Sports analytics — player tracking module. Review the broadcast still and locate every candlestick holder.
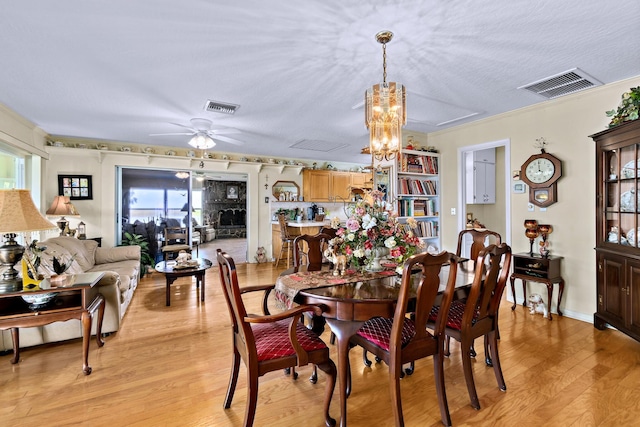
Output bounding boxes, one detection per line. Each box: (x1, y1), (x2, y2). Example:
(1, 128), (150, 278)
(524, 219), (539, 257)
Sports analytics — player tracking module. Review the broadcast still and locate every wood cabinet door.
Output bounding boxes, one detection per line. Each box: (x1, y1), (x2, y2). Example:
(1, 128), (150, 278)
(599, 252), (626, 326)
(303, 170), (331, 202)
(626, 258), (640, 336)
(331, 172), (352, 201)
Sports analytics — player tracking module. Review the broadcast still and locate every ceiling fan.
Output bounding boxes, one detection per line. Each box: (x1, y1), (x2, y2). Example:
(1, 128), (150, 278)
(150, 118), (244, 148)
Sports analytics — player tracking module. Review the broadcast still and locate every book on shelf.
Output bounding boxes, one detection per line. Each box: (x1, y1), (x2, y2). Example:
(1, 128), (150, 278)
(398, 177), (438, 196)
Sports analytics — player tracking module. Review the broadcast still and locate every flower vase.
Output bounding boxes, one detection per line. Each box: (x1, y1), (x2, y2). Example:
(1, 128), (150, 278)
(365, 247), (388, 272)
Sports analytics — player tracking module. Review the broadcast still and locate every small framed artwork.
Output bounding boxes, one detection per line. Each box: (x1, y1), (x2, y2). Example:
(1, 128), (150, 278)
(58, 175), (93, 200)
(513, 181), (527, 194)
(226, 184), (239, 199)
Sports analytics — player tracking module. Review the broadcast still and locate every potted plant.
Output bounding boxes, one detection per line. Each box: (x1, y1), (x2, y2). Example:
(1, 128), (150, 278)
(607, 86), (640, 127)
(121, 232), (155, 277)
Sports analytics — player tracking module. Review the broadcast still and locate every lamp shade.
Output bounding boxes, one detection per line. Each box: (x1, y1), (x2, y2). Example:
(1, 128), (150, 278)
(0, 189), (57, 233)
(46, 195), (80, 217)
(188, 133), (216, 150)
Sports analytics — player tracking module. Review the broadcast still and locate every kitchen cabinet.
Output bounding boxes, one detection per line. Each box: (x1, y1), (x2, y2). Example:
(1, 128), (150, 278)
(465, 148), (496, 204)
(303, 170), (370, 202)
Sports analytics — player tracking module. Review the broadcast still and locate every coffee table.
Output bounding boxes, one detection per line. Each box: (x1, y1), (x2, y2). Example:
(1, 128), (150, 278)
(0, 271), (106, 375)
(154, 258), (213, 306)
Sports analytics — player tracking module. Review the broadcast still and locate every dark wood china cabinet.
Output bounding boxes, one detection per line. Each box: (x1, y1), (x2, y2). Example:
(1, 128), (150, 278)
(591, 119), (640, 342)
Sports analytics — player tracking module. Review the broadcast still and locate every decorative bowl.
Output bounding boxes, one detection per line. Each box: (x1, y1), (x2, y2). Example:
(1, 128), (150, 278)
(21, 292), (56, 309)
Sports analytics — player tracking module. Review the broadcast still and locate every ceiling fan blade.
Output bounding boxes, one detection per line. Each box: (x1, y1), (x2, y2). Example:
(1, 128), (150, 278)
(210, 127), (241, 135)
(149, 132), (195, 136)
(212, 134), (245, 146)
(169, 122), (198, 131)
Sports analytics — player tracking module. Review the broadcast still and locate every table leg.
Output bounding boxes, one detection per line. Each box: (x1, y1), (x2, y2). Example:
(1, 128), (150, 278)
(91, 294), (106, 347)
(166, 277), (177, 306)
(521, 279), (527, 307)
(545, 282), (554, 321)
(10, 328), (19, 364)
(200, 273), (205, 302)
(326, 318), (364, 427)
(557, 278), (565, 317)
(81, 310), (92, 375)
(510, 276), (517, 310)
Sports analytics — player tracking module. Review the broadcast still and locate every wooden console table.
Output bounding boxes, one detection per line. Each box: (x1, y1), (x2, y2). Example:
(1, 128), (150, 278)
(0, 272), (106, 375)
(510, 252), (564, 320)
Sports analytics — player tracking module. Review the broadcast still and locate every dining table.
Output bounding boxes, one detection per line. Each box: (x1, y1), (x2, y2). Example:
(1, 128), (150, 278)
(275, 262), (476, 427)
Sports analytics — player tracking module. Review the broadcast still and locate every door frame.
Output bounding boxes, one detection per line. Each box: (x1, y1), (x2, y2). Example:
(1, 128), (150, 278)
(456, 139), (512, 246)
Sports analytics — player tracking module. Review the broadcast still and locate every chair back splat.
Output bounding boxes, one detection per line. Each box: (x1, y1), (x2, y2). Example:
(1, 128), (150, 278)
(456, 228), (502, 261)
(350, 251), (459, 427)
(293, 232), (333, 270)
(216, 249), (337, 427)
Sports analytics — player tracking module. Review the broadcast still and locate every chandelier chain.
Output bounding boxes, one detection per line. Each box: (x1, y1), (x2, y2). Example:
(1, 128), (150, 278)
(382, 42), (387, 83)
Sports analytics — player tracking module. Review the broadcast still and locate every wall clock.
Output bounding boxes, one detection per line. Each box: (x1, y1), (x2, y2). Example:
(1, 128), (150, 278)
(519, 150), (562, 207)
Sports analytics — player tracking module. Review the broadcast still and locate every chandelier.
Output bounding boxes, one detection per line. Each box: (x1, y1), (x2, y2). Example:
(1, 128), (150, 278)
(188, 132), (216, 150)
(365, 30), (406, 162)
(175, 171), (189, 179)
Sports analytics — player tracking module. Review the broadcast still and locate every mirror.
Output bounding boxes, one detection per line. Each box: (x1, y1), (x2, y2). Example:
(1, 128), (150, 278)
(272, 181), (300, 201)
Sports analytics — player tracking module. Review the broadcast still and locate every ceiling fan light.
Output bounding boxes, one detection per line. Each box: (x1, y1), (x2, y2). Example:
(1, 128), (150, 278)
(188, 133), (216, 149)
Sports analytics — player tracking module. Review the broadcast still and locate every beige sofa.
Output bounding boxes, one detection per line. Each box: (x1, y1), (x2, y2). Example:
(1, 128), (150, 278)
(0, 237), (140, 351)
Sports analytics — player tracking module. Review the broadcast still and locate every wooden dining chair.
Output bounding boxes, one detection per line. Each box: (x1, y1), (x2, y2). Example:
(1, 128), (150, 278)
(349, 251), (460, 427)
(456, 228), (502, 262)
(293, 232), (333, 270)
(292, 232), (335, 383)
(428, 243), (512, 410)
(216, 249), (337, 427)
(161, 227), (191, 261)
(274, 213), (296, 268)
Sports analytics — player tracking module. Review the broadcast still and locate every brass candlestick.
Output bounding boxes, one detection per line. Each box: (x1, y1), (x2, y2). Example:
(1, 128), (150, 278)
(524, 219), (539, 257)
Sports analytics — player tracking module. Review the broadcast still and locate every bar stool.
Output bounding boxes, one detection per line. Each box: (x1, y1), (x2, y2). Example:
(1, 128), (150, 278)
(274, 213), (295, 268)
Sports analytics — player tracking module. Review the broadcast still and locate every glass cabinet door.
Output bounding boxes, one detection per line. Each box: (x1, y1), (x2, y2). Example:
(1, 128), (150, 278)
(606, 145), (640, 247)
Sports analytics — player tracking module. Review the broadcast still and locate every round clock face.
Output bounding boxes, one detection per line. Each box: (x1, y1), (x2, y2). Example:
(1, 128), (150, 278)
(525, 158), (555, 184)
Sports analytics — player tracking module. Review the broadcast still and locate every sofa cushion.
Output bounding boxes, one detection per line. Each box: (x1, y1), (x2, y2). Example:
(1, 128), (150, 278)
(37, 240), (86, 275)
(95, 245), (141, 265)
(39, 237), (98, 272)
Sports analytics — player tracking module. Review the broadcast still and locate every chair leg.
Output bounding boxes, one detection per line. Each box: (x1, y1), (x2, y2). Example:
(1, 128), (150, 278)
(243, 371), (259, 427)
(389, 359), (405, 427)
(488, 330), (507, 392)
(444, 335), (451, 357)
(310, 365), (318, 384)
(461, 337), (480, 410)
(363, 349), (372, 367)
(433, 349), (452, 427)
(484, 335), (492, 366)
(316, 360), (338, 427)
(224, 348), (241, 409)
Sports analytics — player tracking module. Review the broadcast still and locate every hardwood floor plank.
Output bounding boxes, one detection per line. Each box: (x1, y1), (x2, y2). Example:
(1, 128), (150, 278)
(2, 258), (640, 426)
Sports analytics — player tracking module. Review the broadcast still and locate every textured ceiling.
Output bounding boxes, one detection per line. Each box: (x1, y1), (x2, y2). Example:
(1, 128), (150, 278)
(1, 1), (639, 163)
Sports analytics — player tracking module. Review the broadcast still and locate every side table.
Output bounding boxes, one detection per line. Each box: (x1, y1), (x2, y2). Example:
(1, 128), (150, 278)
(0, 272), (106, 375)
(154, 258), (213, 306)
(510, 252), (564, 320)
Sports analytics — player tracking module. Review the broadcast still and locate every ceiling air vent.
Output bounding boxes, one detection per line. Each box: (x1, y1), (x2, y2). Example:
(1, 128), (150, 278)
(518, 68), (602, 99)
(204, 99), (240, 115)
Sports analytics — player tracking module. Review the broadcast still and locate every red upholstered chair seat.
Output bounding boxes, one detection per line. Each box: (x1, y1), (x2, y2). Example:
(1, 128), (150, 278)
(356, 316), (417, 351)
(253, 319), (328, 361)
(429, 299), (479, 331)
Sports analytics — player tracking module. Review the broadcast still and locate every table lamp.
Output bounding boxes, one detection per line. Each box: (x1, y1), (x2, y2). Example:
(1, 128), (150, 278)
(0, 189), (57, 292)
(46, 195), (80, 236)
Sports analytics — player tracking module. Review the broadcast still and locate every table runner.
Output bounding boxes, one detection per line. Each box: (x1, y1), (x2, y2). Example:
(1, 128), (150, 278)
(275, 268), (396, 309)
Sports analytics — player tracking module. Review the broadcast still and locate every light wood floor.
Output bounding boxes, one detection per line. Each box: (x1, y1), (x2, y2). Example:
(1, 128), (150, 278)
(2, 247), (640, 426)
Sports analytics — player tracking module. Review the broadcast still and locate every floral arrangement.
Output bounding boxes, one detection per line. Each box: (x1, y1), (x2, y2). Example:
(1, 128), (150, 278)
(607, 86), (640, 127)
(325, 190), (423, 269)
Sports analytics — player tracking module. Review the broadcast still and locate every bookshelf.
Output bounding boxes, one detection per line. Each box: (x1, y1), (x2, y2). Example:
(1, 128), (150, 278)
(395, 149), (441, 251)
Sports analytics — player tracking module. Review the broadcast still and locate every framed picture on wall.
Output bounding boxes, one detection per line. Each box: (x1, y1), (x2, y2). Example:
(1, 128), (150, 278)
(58, 174), (93, 200)
(226, 184), (239, 199)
